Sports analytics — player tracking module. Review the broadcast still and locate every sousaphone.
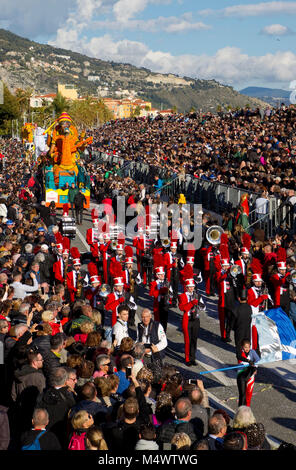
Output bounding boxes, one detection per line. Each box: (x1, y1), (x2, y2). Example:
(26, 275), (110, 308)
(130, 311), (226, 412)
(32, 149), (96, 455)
(206, 225), (224, 246)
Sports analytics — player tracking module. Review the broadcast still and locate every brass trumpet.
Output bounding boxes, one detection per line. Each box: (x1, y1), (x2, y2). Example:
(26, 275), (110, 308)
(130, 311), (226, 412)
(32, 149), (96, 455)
(206, 225), (224, 246)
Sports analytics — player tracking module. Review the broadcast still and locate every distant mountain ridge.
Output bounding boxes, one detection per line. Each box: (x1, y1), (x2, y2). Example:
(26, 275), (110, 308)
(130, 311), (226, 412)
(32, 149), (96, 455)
(240, 86), (291, 106)
(0, 28), (268, 112)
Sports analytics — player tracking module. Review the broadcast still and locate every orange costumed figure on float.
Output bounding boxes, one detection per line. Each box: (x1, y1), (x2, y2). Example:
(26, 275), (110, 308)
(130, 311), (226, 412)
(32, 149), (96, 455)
(48, 112), (92, 188)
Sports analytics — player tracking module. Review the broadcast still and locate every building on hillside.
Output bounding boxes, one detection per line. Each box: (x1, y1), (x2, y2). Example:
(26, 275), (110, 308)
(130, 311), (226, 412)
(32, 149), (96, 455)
(58, 83), (78, 100)
(30, 93), (57, 108)
(102, 97), (152, 119)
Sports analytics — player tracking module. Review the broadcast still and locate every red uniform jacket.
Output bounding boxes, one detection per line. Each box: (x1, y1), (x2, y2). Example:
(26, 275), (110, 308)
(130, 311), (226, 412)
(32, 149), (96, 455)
(53, 259), (66, 283)
(178, 292), (199, 317)
(66, 270), (82, 303)
(99, 242), (111, 283)
(105, 291), (126, 327)
(270, 272), (290, 307)
(216, 269), (228, 308)
(149, 280), (168, 317)
(164, 251), (178, 282)
(84, 284), (102, 309)
(247, 287), (268, 309)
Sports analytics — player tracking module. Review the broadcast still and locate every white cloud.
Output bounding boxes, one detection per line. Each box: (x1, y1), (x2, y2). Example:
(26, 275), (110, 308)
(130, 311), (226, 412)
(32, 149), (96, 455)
(50, 26), (296, 88)
(92, 15), (211, 33)
(199, 1), (296, 18)
(0, 0), (73, 37)
(112, 0), (172, 22)
(261, 24), (293, 35)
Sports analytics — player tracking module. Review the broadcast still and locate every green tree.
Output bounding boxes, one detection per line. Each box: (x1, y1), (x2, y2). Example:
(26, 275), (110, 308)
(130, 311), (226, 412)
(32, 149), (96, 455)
(52, 92), (69, 115)
(15, 87), (33, 115)
(0, 83), (20, 128)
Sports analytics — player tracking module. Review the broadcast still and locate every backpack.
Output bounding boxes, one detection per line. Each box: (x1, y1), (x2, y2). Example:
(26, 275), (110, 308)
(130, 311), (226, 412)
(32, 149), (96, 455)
(21, 430), (46, 450)
(68, 431), (86, 451)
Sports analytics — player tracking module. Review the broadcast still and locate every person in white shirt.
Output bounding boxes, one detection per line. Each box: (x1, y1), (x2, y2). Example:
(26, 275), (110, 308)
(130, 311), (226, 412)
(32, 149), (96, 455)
(255, 193), (269, 221)
(11, 272), (39, 299)
(136, 308), (167, 366)
(112, 305), (130, 348)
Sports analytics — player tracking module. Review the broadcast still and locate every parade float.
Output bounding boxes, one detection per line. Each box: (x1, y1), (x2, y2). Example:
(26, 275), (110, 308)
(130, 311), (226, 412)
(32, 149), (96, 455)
(40, 112), (92, 208)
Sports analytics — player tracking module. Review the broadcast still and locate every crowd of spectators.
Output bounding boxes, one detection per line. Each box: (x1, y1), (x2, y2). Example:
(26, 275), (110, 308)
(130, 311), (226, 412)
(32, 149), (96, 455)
(90, 105), (296, 198)
(0, 103), (296, 453)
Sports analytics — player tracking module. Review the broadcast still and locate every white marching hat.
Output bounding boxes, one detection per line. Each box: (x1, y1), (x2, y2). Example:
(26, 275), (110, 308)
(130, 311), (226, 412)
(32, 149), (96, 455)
(90, 275), (101, 284)
(114, 276), (124, 286)
(221, 259), (230, 266)
(185, 278), (195, 288)
(240, 247), (249, 255)
(252, 273), (263, 282)
(155, 266), (165, 275)
(277, 261), (287, 270)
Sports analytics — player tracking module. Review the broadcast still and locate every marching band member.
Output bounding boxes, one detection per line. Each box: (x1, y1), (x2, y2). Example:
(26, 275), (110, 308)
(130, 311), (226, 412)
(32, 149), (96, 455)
(235, 235), (252, 289)
(105, 276), (127, 327)
(201, 241), (220, 298)
(164, 241), (183, 307)
(216, 258), (235, 343)
(247, 273), (269, 315)
(84, 263), (104, 313)
(86, 215), (102, 247)
(140, 226), (155, 286)
(52, 237), (70, 285)
(109, 243), (125, 279)
(149, 266), (170, 332)
(99, 232), (111, 284)
(270, 260), (291, 314)
(178, 278), (205, 366)
(236, 338), (260, 407)
(66, 247), (84, 304)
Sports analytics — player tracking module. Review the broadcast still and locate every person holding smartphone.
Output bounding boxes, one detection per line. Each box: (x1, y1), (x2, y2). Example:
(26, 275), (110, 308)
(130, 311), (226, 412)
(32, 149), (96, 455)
(114, 354), (134, 395)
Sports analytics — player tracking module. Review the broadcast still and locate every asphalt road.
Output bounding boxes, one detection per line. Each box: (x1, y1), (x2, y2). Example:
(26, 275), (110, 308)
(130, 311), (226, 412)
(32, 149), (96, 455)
(64, 204), (296, 448)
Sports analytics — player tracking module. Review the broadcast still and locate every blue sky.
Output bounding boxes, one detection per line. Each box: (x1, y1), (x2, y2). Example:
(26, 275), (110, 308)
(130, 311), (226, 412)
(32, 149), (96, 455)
(1, 0), (296, 90)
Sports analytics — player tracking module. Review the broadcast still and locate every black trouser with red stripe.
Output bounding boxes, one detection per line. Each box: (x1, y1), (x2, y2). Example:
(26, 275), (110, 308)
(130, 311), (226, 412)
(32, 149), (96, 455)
(237, 365), (257, 407)
(182, 314), (200, 363)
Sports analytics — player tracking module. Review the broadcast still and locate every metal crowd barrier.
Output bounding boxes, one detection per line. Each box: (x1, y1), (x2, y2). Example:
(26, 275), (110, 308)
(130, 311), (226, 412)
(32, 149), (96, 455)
(92, 151), (294, 237)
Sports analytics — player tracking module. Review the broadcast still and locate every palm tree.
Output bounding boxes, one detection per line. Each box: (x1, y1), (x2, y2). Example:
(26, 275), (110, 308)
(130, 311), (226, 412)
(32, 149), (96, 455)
(52, 92), (69, 115)
(15, 87), (33, 116)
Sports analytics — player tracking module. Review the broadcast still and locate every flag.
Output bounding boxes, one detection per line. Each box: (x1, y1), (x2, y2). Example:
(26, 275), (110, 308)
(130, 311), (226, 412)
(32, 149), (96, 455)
(253, 308), (296, 364)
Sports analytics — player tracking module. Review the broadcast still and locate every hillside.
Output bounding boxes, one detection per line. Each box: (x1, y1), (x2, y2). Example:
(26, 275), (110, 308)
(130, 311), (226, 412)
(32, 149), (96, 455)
(0, 28), (268, 113)
(240, 86), (290, 107)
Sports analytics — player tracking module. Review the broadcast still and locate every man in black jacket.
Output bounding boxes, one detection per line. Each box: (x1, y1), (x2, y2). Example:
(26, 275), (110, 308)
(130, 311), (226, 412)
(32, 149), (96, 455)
(73, 189), (87, 225)
(10, 350), (46, 445)
(203, 414), (227, 450)
(36, 367), (76, 449)
(42, 333), (66, 384)
(157, 397), (201, 449)
(231, 289), (252, 359)
(103, 375), (150, 453)
(20, 408), (61, 450)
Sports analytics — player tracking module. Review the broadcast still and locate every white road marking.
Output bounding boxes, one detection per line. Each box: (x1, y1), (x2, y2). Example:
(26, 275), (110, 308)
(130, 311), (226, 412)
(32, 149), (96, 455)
(196, 346), (238, 386)
(75, 226), (90, 250)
